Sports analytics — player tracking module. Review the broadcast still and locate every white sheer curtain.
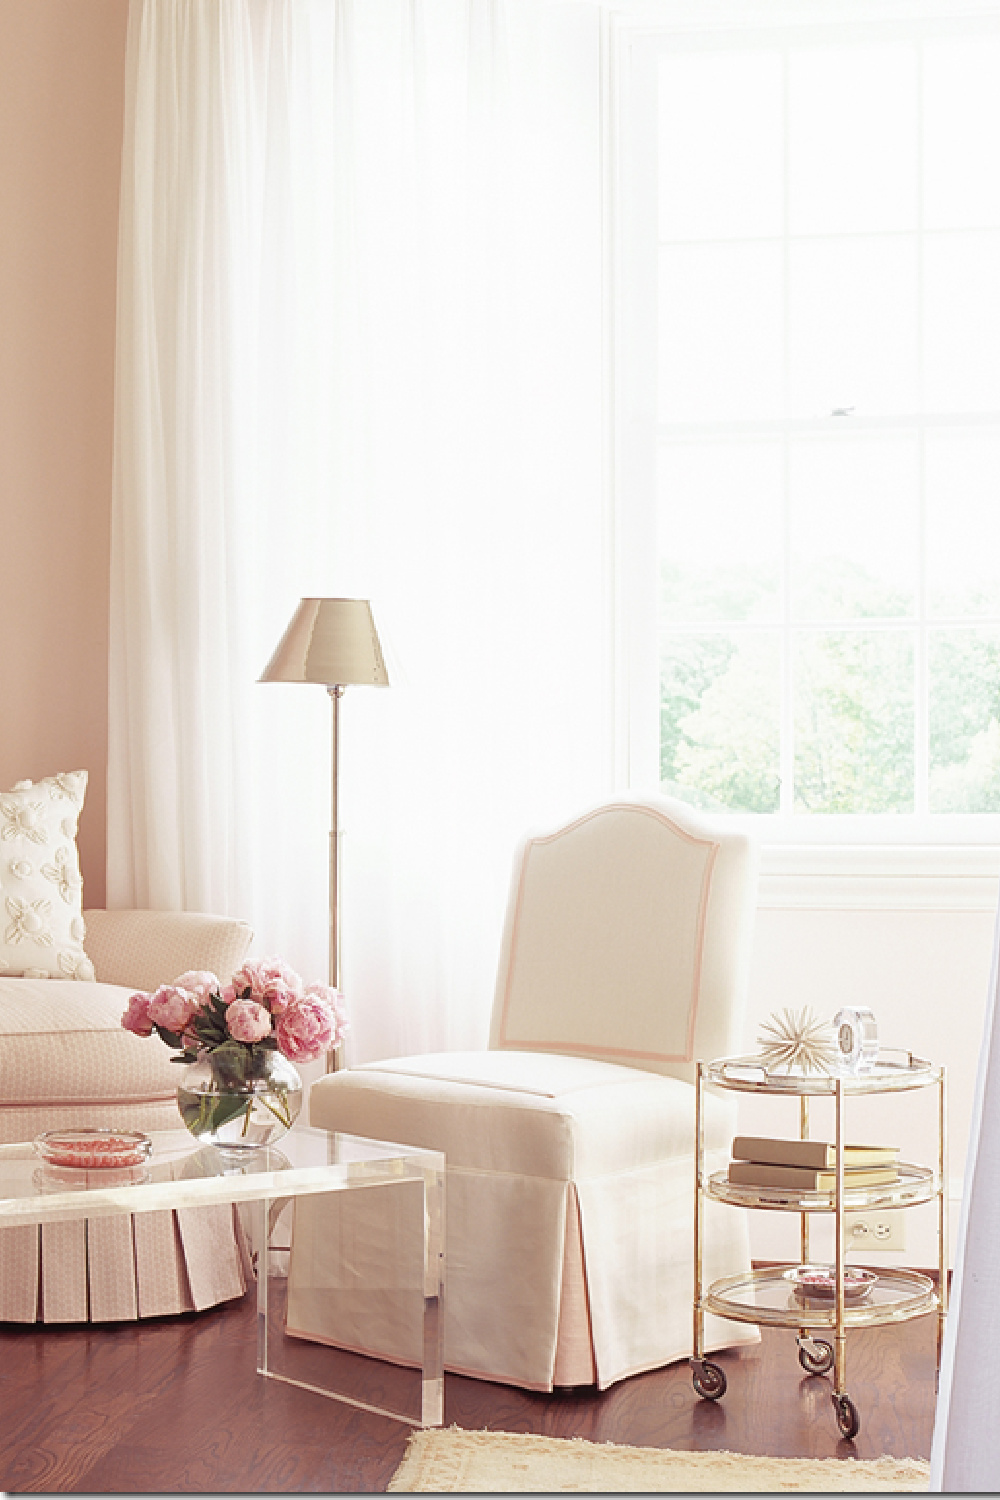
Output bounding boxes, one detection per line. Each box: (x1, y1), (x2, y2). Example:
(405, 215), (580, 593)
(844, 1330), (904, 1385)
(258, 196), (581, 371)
(930, 900), (1000, 1491)
(110, 0), (610, 1063)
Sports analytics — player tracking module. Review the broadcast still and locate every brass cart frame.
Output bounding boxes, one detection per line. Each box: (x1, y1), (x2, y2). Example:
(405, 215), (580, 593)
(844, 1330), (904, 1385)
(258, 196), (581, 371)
(692, 1051), (947, 1440)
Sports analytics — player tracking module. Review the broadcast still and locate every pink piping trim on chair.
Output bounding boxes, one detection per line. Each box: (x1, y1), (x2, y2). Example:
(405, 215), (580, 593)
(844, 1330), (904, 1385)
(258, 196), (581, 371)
(496, 802), (719, 1065)
(0, 1092), (175, 1111)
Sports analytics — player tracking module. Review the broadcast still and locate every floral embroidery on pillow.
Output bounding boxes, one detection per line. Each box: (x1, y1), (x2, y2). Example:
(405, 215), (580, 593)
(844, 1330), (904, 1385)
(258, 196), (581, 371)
(58, 950), (96, 981)
(41, 847), (81, 904)
(0, 798), (48, 844)
(0, 770), (92, 979)
(49, 774), (84, 803)
(5, 895), (54, 947)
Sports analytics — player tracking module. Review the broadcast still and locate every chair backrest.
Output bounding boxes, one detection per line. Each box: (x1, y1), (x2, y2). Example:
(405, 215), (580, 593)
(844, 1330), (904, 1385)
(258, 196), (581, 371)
(488, 794), (758, 1086)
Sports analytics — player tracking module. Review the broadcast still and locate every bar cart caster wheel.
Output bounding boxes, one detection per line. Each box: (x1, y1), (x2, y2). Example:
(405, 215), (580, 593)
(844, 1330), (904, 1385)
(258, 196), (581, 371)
(691, 1360), (727, 1400)
(833, 1392), (860, 1440)
(797, 1338), (834, 1376)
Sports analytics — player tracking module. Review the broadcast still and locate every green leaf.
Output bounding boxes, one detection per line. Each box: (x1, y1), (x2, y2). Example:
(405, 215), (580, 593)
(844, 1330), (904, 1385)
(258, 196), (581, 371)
(207, 1094), (255, 1132)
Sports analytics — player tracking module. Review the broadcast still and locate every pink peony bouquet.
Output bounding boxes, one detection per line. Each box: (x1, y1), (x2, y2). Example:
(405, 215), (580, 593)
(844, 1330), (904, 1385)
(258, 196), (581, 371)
(121, 957), (348, 1075)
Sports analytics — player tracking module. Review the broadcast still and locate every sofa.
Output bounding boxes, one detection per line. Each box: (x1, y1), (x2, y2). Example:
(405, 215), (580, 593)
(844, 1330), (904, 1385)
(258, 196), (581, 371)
(0, 906), (254, 1323)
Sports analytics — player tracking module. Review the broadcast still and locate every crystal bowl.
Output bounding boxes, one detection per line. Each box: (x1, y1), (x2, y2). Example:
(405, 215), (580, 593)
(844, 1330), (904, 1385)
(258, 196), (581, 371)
(784, 1264), (878, 1301)
(33, 1128), (152, 1170)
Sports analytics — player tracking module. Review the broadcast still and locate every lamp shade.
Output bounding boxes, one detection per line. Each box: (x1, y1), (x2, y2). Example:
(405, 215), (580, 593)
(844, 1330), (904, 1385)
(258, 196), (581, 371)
(260, 598), (390, 687)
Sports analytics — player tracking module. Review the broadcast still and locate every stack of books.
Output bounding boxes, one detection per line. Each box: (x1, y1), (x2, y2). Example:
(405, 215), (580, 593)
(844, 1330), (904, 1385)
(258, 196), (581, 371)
(727, 1136), (900, 1191)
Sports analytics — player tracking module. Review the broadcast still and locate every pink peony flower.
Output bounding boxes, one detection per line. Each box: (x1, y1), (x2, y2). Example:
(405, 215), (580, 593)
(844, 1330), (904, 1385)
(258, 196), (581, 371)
(304, 983), (348, 1037)
(226, 998), (273, 1043)
(147, 985), (198, 1036)
(230, 957), (303, 1003)
(260, 978), (298, 1016)
(275, 994), (341, 1064)
(121, 990), (154, 1037)
(172, 971), (219, 1007)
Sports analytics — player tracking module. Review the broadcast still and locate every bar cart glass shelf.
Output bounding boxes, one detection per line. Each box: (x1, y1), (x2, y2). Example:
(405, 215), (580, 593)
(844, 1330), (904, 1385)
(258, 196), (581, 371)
(692, 1049), (948, 1442)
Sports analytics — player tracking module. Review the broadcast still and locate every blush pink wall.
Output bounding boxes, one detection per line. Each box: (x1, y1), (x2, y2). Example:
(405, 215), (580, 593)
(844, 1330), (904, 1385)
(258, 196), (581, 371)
(0, 0), (129, 908)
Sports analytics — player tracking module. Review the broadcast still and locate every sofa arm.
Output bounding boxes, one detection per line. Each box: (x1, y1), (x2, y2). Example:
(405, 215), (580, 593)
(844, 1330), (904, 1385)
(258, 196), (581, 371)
(82, 909), (254, 991)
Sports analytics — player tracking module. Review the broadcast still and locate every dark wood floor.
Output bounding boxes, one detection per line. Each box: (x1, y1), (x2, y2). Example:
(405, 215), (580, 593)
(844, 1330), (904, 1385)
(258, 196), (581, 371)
(0, 1292), (938, 1493)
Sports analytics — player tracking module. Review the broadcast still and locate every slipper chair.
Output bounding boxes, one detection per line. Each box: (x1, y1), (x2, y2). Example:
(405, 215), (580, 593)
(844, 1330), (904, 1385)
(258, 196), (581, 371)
(287, 793), (759, 1390)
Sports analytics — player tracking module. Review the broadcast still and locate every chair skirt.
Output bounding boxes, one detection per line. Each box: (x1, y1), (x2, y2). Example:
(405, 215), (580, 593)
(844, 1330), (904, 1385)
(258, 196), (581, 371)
(286, 1051), (757, 1391)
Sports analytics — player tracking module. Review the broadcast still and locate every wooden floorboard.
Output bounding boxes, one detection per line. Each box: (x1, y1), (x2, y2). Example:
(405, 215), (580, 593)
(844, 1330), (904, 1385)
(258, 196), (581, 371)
(0, 1292), (937, 1493)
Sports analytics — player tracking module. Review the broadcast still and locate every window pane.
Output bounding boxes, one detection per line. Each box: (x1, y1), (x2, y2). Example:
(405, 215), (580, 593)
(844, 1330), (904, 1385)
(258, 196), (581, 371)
(926, 428), (1000, 617)
(788, 236), (918, 416)
(789, 433), (918, 619)
(789, 42), (917, 236)
(659, 440), (782, 622)
(923, 231), (1000, 412)
(923, 36), (1000, 231)
(660, 631), (780, 812)
(658, 49), (783, 241)
(659, 242), (784, 421)
(794, 630), (914, 812)
(929, 629), (1000, 811)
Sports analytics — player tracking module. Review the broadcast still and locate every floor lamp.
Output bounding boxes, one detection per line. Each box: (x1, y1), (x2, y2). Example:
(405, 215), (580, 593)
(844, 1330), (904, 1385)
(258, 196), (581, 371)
(260, 598), (390, 1071)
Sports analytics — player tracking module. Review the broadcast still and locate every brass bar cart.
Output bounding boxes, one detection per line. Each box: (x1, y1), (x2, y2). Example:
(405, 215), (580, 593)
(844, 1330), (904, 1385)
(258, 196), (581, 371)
(691, 1050), (947, 1441)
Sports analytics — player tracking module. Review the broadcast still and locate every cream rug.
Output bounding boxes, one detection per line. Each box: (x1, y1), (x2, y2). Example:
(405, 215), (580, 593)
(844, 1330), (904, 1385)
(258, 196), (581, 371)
(387, 1428), (931, 1493)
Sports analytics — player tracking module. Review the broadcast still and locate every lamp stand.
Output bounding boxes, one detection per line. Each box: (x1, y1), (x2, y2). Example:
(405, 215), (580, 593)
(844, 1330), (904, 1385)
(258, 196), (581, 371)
(327, 685), (343, 1074)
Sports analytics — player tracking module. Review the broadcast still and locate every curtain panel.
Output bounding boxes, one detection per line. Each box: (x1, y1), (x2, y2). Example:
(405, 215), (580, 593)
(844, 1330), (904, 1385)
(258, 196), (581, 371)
(930, 897), (1000, 1491)
(110, 0), (610, 1062)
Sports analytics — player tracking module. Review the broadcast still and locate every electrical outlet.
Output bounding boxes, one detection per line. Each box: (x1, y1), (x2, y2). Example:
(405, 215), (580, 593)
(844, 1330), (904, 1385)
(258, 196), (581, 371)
(844, 1208), (905, 1252)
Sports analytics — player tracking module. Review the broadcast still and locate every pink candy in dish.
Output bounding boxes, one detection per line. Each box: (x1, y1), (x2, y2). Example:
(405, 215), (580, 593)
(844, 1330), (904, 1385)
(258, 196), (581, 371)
(784, 1264), (878, 1301)
(33, 1129), (152, 1170)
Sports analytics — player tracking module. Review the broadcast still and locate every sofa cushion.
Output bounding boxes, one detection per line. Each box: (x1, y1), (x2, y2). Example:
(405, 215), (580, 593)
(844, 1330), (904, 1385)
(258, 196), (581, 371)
(0, 978), (180, 1108)
(0, 771), (94, 981)
(309, 1049), (733, 1181)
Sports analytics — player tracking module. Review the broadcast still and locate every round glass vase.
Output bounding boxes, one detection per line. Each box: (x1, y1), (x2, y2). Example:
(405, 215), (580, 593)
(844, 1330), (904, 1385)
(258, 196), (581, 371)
(176, 1047), (302, 1159)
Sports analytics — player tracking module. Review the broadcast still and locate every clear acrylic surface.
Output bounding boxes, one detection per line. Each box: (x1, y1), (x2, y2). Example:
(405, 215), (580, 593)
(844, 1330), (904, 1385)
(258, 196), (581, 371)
(0, 1127), (443, 1226)
(0, 1126), (445, 1428)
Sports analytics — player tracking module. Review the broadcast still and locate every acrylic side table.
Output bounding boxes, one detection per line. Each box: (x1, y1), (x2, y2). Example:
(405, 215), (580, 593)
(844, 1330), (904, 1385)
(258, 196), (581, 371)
(0, 1126), (445, 1429)
(692, 1051), (947, 1441)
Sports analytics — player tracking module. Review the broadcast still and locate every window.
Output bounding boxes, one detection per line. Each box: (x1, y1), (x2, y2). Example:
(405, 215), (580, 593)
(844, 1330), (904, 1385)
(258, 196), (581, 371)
(618, 6), (1000, 843)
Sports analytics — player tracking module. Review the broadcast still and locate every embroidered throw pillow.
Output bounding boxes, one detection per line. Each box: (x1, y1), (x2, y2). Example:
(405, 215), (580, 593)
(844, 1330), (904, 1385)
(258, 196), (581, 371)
(0, 770), (95, 980)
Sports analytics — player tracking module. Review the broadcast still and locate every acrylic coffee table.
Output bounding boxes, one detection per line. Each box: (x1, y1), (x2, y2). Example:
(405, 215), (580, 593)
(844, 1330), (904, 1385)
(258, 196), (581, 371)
(0, 1126), (445, 1428)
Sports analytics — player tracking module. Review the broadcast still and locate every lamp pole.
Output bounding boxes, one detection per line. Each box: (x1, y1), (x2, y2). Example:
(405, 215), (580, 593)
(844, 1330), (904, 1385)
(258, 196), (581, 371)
(328, 684), (343, 996)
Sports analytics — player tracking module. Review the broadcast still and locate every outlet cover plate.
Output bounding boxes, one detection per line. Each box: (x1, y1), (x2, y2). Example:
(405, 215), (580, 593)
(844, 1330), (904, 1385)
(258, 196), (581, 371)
(844, 1208), (905, 1252)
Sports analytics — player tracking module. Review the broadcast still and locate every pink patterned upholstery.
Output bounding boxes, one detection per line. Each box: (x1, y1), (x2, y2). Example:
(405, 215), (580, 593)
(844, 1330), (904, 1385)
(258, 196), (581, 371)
(0, 908), (253, 1323)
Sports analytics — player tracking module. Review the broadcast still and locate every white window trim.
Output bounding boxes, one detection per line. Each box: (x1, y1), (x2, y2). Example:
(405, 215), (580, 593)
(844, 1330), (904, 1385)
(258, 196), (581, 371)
(760, 841), (1000, 907)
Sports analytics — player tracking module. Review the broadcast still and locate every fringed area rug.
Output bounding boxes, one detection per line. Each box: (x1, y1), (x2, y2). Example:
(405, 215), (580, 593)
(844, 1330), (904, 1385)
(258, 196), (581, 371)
(387, 1428), (931, 1493)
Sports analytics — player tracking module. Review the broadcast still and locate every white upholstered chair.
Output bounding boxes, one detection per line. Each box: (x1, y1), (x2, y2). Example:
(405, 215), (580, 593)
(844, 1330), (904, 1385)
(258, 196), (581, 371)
(288, 793), (760, 1391)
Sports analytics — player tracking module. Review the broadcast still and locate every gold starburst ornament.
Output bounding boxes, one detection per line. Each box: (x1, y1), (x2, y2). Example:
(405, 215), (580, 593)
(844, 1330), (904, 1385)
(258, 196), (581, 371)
(756, 1006), (838, 1075)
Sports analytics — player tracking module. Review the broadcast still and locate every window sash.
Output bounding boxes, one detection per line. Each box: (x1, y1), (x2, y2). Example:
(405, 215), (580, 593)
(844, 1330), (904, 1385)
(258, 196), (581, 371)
(614, 2), (1000, 843)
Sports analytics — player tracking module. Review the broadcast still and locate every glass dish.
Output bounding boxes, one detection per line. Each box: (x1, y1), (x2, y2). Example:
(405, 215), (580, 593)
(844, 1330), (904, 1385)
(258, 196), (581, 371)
(783, 1264), (878, 1301)
(33, 1129), (153, 1170)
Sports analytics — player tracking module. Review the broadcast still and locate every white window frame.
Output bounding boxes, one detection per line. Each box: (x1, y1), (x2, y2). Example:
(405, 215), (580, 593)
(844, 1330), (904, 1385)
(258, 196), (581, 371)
(605, 0), (1000, 884)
